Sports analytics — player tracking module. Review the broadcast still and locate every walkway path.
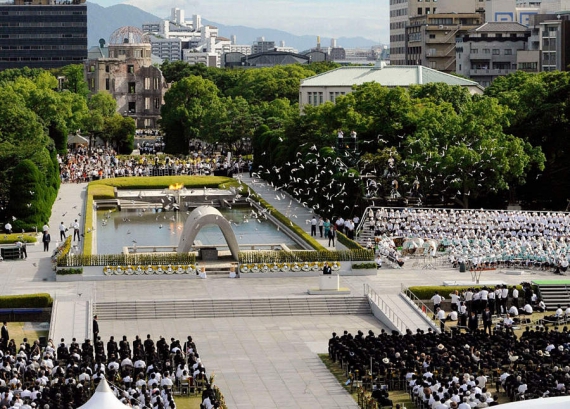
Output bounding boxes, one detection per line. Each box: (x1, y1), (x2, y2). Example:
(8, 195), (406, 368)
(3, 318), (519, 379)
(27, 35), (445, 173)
(237, 174), (343, 250)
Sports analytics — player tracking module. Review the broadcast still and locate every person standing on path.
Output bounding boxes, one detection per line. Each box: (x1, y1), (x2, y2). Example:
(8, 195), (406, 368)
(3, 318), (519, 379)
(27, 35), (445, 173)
(93, 315), (99, 341)
(73, 219), (80, 242)
(310, 216), (317, 237)
(43, 230), (51, 252)
(323, 218), (331, 239)
(318, 217), (324, 238)
(59, 221), (66, 241)
(328, 225), (336, 247)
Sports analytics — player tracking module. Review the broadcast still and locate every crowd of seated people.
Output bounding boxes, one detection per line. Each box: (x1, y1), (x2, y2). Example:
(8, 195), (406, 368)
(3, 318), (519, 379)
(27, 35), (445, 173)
(329, 325), (570, 409)
(364, 207), (570, 272)
(59, 146), (248, 184)
(0, 333), (222, 409)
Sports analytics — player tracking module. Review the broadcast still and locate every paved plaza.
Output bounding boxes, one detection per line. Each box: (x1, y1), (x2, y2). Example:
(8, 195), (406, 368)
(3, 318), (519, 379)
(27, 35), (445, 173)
(0, 181), (564, 408)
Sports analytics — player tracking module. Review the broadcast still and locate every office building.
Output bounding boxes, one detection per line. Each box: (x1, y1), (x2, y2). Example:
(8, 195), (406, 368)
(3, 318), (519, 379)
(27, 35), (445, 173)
(0, 0), (87, 70)
(389, 0), (484, 65)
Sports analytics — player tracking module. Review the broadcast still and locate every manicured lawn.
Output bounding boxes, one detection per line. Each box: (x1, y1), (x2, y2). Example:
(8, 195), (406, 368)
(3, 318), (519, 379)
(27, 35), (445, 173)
(173, 395), (202, 409)
(6, 322), (49, 345)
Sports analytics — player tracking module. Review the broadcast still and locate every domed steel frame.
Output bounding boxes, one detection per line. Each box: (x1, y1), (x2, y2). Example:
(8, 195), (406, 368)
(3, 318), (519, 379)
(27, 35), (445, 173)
(109, 26), (150, 45)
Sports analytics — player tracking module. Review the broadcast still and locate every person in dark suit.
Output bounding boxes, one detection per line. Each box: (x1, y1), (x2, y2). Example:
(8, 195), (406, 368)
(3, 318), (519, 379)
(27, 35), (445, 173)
(93, 315), (99, 340)
(468, 311), (479, 332)
(322, 262), (332, 275)
(482, 307), (493, 335)
(42, 230), (51, 252)
(1, 322), (8, 350)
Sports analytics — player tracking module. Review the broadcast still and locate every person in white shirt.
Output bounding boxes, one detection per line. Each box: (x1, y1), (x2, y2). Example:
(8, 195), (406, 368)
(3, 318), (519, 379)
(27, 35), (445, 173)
(508, 305), (519, 316)
(565, 304), (570, 317)
(436, 308), (447, 331)
(449, 290), (461, 311)
(431, 292), (444, 311)
(520, 304), (533, 315)
(537, 299), (546, 312)
(503, 314), (514, 333)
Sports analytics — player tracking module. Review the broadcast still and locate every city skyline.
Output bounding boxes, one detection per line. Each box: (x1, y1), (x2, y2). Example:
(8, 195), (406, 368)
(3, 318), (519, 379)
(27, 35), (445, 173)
(90, 0), (390, 44)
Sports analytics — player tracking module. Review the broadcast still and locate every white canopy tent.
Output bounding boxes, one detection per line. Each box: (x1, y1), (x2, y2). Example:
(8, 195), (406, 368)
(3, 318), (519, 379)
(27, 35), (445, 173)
(496, 396), (570, 409)
(78, 378), (130, 409)
(67, 134), (89, 145)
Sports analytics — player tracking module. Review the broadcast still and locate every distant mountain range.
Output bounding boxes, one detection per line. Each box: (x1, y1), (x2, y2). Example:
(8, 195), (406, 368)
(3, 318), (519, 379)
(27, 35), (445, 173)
(87, 2), (381, 51)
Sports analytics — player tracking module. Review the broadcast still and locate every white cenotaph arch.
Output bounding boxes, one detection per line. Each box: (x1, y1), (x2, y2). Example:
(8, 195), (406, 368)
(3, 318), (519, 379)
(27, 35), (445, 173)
(177, 205), (239, 260)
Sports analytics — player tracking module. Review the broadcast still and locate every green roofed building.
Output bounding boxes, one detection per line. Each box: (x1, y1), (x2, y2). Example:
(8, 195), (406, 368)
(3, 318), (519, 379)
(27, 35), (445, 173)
(299, 62), (484, 108)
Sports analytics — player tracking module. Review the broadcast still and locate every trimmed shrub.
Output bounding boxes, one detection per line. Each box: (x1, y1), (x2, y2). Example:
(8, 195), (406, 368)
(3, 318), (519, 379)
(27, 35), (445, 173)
(6, 160), (50, 231)
(56, 268), (83, 275)
(0, 293), (52, 308)
(352, 262), (377, 269)
(408, 285), (524, 301)
(337, 231), (365, 250)
(0, 233), (36, 244)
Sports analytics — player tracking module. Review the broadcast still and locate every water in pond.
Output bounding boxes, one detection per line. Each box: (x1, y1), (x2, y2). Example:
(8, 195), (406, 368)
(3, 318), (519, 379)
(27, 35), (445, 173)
(95, 207), (301, 254)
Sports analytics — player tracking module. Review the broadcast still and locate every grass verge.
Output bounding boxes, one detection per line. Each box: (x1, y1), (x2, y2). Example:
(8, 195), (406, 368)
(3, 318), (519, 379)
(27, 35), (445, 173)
(173, 395), (202, 409)
(0, 233), (37, 244)
(318, 354), (416, 408)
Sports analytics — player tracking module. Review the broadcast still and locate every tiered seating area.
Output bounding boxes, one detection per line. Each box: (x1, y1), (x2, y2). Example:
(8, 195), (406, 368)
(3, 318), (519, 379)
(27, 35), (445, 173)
(357, 207), (570, 273)
(329, 325), (570, 409)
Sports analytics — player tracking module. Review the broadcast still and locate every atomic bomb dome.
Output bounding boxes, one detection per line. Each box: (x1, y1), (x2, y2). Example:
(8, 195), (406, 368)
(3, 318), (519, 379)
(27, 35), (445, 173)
(109, 26), (150, 45)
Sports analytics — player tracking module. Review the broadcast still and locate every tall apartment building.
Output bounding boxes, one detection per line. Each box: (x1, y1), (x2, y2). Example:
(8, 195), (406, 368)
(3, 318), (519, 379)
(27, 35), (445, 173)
(390, 0), (485, 65)
(406, 12), (483, 72)
(456, 22), (530, 86)
(0, 0), (87, 70)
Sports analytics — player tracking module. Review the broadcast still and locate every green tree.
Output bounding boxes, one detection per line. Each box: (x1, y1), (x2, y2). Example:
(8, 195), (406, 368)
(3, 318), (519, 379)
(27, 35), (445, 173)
(104, 113), (135, 154)
(402, 96), (545, 208)
(85, 91), (117, 145)
(227, 65), (316, 104)
(60, 64), (90, 98)
(160, 76), (222, 154)
(6, 160), (49, 231)
(485, 71), (570, 208)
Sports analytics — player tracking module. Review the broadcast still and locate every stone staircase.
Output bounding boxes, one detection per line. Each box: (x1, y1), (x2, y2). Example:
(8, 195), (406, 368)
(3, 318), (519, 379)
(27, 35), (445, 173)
(536, 283), (570, 309)
(94, 296), (372, 320)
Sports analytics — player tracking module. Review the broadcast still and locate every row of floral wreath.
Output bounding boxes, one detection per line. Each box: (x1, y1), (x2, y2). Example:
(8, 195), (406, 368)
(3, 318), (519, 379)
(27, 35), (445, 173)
(239, 261), (341, 273)
(103, 265), (200, 275)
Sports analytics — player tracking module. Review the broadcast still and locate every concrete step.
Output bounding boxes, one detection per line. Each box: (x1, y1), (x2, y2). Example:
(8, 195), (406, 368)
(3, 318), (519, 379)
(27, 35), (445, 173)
(95, 296), (372, 320)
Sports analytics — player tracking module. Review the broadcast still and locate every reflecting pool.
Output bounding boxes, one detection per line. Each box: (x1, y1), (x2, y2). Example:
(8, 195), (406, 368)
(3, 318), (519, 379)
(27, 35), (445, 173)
(95, 207), (301, 254)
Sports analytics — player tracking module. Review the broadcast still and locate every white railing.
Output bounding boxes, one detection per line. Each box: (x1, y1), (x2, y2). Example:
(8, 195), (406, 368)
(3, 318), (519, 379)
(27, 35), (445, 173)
(400, 283), (442, 333)
(363, 283), (408, 334)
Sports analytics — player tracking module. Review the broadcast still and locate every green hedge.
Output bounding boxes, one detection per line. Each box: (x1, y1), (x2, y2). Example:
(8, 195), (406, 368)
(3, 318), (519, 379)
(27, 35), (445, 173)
(89, 175), (238, 190)
(60, 252), (197, 267)
(0, 293), (53, 308)
(56, 268), (83, 275)
(408, 285), (525, 300)
(337, 231), (365, 250)
(0, 233), (37, 245)
(238, 249), (373, 264)
(352, 262), (377, 269)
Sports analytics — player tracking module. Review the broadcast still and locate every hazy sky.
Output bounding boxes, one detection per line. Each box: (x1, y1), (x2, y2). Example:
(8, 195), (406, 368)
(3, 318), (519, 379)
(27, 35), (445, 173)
(90, 0), (390, 42)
